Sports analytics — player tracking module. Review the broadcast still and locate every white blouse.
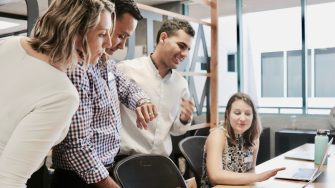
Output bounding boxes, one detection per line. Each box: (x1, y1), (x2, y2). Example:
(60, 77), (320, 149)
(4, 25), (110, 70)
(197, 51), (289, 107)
(0, 36), (79, 188)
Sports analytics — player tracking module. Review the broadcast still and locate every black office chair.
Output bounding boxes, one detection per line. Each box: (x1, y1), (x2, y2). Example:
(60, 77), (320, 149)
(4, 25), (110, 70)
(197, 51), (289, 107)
(194, 127), (210, 136)
(113, 154), (187, 188)
(179, 136), (207, 186)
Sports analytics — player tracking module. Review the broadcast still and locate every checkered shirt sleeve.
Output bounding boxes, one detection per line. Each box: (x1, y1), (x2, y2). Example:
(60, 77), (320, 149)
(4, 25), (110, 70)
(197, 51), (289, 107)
(52, 64), (109, 184)
(107, 60), (149, 109)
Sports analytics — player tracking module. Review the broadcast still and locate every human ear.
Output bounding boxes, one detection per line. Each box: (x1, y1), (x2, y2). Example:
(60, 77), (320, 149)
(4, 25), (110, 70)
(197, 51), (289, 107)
(160, 32), (168, 43)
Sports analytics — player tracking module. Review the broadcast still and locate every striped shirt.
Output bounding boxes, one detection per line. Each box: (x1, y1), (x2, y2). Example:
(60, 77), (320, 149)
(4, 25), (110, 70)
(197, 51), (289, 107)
(52, 60), (148, 184)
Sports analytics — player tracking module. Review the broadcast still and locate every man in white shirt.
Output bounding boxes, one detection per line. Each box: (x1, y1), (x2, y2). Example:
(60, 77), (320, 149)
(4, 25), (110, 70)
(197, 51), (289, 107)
(117, 19), (195, 157)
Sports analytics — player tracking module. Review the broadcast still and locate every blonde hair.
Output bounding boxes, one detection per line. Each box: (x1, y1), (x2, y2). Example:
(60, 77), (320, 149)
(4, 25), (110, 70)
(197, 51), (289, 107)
(30, 0), (115, 69)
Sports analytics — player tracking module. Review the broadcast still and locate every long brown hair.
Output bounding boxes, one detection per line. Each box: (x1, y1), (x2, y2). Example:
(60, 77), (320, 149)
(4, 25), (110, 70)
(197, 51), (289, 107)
(223, 92), (262, 147)
(29, 0), (115, 69)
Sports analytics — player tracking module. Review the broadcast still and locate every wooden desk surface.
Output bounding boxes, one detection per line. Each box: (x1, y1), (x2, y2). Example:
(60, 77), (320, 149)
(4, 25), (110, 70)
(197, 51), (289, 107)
(214, 143), (335, 188)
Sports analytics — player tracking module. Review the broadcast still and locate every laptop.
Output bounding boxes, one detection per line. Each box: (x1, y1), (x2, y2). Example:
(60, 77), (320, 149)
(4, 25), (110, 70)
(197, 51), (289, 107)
(284, 150), (314, 161)
(275, 138), (333, 183)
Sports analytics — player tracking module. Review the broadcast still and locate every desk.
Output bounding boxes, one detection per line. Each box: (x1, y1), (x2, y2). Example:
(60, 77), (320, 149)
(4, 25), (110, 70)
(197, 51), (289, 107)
(0, 16), (27, 36)
(214, 143), (335, 188)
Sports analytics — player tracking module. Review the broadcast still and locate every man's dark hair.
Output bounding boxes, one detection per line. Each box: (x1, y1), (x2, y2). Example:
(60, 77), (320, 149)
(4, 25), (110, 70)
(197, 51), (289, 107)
(110, 0), (143, 20)
(156, 18), (195, 44)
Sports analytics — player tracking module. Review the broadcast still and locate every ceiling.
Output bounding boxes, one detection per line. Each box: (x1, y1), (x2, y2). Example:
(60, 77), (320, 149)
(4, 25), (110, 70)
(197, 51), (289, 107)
(136, 0), (335, 19)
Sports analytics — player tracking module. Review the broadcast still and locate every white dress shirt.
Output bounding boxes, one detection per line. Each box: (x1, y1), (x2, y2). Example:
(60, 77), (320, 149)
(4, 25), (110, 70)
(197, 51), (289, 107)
(117, 56), (192, 156)
(0, 36), (79, 188)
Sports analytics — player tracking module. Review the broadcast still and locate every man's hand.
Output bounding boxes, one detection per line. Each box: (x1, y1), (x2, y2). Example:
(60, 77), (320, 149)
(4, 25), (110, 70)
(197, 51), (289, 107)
(135, 102), (158, 129)
(180, 98), (195, 124)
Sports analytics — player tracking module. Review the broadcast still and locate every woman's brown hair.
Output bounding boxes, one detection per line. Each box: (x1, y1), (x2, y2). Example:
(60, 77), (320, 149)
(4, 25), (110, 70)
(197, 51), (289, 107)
(223, 92), (262, 147)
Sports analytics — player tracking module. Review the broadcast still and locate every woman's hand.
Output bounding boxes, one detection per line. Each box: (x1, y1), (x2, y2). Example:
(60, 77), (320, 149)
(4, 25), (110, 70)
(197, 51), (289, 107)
(256, 167), (286, 182)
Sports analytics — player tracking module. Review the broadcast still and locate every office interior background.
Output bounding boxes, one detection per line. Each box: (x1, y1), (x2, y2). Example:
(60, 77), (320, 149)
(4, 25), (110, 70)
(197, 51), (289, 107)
(1, 0), (335, 159)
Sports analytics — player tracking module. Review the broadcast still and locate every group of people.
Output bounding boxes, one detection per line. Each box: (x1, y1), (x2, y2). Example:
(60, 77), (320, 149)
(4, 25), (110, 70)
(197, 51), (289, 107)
(0, 0), (285, 188)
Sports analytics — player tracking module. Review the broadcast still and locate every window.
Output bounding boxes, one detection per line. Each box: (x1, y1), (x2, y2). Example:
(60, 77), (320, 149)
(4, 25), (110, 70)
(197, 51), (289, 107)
(287, 50), (311, 97)
(314, 48), (335, 97)
(261, 52), (284, 97)
(227, 54), (236, 72)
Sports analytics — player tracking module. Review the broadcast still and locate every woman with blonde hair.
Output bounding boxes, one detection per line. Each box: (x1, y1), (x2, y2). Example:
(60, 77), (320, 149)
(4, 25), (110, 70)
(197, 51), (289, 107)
(201, 92), (285, 187)
(0, 0), (115, 187)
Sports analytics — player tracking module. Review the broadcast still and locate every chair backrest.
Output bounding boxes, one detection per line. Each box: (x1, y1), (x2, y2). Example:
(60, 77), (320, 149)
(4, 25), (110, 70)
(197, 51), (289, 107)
(194, 127), (209, 136)
(179, 136), (207, 186)
(113, 154), (187, 188)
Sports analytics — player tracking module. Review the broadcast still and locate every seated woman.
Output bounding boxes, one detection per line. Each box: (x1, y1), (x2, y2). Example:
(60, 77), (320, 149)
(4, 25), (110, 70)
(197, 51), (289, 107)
(201, 92), (285, 187)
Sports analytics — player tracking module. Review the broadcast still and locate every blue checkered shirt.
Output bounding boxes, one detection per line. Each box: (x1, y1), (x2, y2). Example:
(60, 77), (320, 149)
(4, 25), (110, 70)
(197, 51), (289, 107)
(52, 60), (148, 184)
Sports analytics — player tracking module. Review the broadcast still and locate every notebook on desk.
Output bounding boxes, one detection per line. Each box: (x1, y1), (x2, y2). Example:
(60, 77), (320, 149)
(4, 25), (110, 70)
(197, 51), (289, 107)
(275, 138), (333, 182)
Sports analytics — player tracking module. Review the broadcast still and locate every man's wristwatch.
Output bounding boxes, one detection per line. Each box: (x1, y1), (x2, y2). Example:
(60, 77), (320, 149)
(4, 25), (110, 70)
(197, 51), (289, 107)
(136, 98), (151, 107)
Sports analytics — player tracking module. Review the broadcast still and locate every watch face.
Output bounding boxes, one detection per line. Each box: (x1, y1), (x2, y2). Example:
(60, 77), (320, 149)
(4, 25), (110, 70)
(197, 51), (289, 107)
(329, 107), (335, 129)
